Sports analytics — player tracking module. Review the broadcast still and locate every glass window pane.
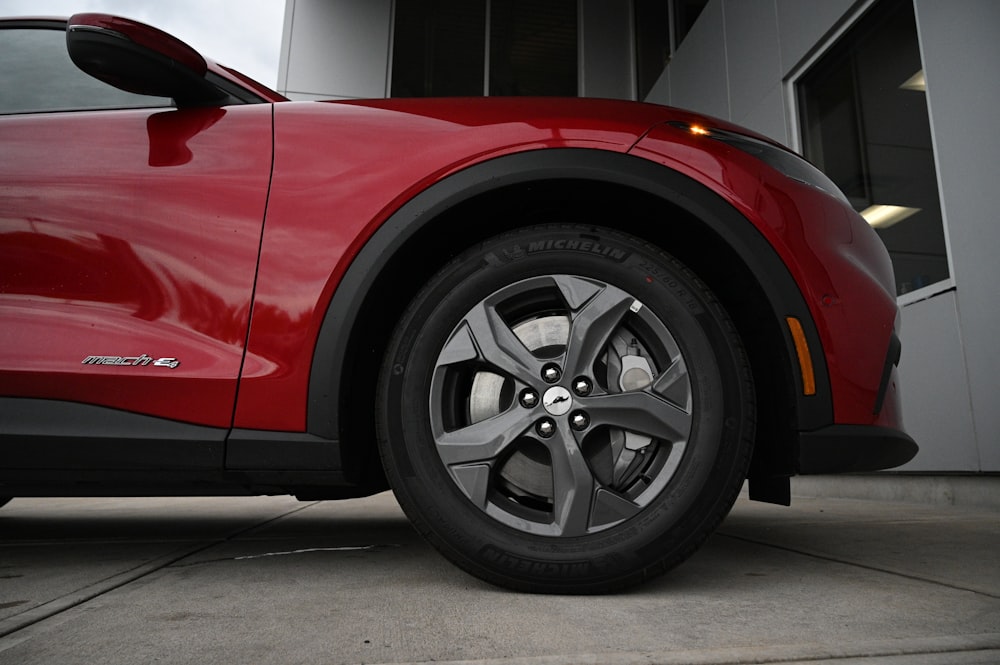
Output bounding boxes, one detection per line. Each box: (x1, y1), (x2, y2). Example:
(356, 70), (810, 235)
(798, 0), (948, 296)
(489, 0), (577, 96)
(391, 0), (486, 97)
(0, 26), (171, 114)
(635, 0), (671, 100)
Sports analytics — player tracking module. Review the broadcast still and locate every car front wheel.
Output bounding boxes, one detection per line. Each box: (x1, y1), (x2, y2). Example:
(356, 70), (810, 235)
(378, 225), (754, 593)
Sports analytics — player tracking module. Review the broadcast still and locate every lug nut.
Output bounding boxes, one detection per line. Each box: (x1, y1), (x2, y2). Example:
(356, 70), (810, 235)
(569, 411), (590, 431)
(541, 363), (562, 384)
(536, 418), (556, 438)
(572, 377), (592, 396)
(519, 388), (539, 409)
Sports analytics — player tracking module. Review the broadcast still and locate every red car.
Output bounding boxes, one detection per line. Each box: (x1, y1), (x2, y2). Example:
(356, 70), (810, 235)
(0, 14), (915, 593)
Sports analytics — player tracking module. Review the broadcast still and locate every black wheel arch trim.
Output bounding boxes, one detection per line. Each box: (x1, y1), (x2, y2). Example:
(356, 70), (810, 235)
(307, 148), (833, 441)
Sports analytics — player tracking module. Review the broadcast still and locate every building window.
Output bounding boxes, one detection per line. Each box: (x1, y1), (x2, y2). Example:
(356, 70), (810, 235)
(489, 0), (577, 96)
(798, 0), (948, 296)
(390, 0), (486, 97)
(391, 0), (577, 98)
(634, 0), (670, 100)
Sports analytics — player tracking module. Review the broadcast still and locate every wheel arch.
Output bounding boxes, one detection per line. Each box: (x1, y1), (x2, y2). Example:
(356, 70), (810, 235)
(308, 148), (831, 491)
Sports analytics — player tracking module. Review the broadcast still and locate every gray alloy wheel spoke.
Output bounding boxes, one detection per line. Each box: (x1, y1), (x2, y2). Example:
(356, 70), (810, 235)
(592, 488), (642, 527)
(448, 464), (492, 508)
(578, 390), (692, 443)
(436, 406), (537, 466)
(557, 277), (636, 379)
(547, 422), (598, 536)
(651, 356), (691, 409)
(459, 298), (542, 386)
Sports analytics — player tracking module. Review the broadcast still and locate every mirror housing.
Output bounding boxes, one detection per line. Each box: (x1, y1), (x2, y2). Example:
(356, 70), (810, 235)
(66, 13), (229, 107)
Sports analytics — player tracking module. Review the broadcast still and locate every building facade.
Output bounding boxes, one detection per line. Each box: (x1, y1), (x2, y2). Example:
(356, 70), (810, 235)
(278, 0), (1000, 474)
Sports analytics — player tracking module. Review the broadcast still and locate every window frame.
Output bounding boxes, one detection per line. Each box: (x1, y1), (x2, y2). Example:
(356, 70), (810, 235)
(783, 0), (955, 307)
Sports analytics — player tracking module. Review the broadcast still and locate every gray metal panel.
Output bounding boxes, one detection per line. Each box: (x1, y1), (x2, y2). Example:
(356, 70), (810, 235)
(277, 0), (296, 92)
(775, 0), (856, 75)
(732, 83), (788, 145)
(724, 0), (781, 120)
(914, 0), (1000, 471)
(897, 291), (980, 471)
(280, 0), (392, 99)
(667, 0), (729, 119)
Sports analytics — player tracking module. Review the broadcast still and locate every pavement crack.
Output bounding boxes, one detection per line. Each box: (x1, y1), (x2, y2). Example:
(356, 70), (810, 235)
(168, 543), (402, 567)
(0, 501), (323, 640)
(717, 531), (1000, 599)
(236, 545), (376, 559)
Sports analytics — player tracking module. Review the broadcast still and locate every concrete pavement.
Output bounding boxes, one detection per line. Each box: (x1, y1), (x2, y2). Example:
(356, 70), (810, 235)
(0, 486), (997, 664)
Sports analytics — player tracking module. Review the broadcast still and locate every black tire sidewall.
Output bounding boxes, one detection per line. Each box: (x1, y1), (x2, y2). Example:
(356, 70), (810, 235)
(378, 226), (752, 592)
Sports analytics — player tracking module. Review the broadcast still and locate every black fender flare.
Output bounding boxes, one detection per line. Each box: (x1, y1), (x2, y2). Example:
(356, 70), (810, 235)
(306, 148), (832, 442)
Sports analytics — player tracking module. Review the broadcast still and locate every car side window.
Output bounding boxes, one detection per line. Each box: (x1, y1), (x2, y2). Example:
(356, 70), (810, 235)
(0, 25), (172, 115)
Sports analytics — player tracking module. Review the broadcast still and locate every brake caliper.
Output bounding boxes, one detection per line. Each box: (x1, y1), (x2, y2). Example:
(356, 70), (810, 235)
(606, 336), (655, 486)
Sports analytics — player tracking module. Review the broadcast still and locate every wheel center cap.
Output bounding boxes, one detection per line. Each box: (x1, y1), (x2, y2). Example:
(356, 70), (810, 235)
(542, 386), (573, 416)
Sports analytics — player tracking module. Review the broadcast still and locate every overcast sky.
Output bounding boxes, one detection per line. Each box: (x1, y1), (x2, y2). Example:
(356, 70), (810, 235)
(5, 0), (284, 88)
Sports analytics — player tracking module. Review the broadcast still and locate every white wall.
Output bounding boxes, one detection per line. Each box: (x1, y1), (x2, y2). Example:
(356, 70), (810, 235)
(912, 0), (1000, 471)
(897, 292), (979, 470)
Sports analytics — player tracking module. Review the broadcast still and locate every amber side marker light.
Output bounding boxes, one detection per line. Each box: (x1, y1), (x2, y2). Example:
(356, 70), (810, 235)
(786, 317), (816, 396)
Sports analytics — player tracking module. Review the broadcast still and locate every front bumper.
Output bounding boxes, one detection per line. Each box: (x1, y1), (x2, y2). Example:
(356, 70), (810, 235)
(799, 328), (915, 473)
(799, 425), (918, 474)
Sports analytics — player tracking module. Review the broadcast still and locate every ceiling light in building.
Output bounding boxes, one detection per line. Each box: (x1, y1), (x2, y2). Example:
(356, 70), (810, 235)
(900, 69), (926, 91)
(861, 204), (921, 229)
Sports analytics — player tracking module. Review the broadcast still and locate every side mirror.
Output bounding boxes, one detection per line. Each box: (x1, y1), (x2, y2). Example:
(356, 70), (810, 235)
(66, 13), (229, 107)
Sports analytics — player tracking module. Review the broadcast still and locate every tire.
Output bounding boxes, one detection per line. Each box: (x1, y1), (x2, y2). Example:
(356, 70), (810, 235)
(377, 225), (754, 593)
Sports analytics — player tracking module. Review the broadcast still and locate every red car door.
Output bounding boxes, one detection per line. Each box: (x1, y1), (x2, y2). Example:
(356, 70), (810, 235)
(0, 23), (273, 440)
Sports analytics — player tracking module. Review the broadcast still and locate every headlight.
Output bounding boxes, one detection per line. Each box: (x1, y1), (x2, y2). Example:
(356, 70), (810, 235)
(668, 121), (849, 205)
